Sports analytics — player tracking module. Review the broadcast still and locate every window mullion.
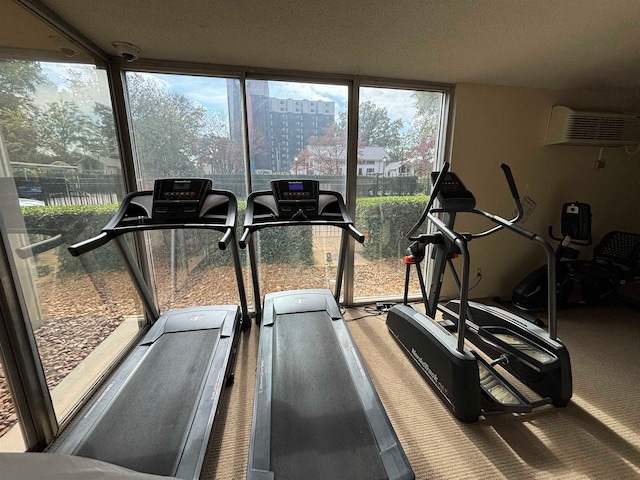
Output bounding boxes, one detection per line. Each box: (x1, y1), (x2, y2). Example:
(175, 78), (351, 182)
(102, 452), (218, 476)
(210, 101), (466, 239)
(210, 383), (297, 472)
(342, 79), (361, 306)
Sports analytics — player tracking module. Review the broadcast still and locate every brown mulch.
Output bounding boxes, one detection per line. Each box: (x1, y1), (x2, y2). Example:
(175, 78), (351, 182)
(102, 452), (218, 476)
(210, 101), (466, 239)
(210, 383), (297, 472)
(0, 259), (419, 439)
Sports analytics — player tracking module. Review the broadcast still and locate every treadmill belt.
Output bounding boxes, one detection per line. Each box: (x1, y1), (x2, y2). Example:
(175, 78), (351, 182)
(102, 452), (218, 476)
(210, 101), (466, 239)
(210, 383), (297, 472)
(271, 312), (387, 480)
(74, 329), (220, 476)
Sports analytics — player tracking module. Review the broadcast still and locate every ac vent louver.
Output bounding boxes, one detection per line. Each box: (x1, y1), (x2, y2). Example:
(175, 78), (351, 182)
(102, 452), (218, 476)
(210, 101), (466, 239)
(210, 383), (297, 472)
(545, 106), (640, 146)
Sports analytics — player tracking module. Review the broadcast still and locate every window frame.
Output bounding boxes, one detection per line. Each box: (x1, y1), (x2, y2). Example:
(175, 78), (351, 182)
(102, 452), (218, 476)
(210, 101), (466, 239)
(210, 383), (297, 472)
(115, 62), (454, 306)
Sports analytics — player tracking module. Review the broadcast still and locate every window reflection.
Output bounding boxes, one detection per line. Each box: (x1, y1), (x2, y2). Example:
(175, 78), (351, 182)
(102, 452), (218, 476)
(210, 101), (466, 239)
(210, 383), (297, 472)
(0, 59), (138, 424)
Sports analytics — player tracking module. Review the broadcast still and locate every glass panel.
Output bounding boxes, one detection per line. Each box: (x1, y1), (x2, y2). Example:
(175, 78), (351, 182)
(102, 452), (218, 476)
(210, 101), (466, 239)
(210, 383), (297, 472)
(0, 59), (140, 422)
(354, 87), (445, 300)
(246, 79), (349, 299)
(0, 361), (25, 451)
(125, 73), (249, 310)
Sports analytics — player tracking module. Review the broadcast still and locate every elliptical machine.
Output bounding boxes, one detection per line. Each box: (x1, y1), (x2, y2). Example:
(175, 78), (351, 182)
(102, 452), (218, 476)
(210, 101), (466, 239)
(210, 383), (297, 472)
(386, 163), (572, 423)
(512, 202), (592, 311)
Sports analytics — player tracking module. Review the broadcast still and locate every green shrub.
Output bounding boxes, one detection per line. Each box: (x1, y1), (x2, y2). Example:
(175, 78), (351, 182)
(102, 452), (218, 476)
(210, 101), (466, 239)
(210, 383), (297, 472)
(257, 226), (314, 266)
(21, 195), (428, 276)
(355, 195), (430, 260)
(21, 202), (315, 277)
(22, 204), (121, 276)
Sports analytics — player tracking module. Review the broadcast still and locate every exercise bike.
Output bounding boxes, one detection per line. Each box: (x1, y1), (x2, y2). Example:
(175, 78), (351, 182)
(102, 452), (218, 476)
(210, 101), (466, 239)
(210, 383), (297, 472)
(511, 201), (592, 311)
(386, 163), (572, 423)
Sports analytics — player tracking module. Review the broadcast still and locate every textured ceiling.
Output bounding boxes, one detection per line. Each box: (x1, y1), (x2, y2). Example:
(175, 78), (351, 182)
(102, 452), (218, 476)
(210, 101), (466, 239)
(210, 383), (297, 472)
(5, 0), (640, 90)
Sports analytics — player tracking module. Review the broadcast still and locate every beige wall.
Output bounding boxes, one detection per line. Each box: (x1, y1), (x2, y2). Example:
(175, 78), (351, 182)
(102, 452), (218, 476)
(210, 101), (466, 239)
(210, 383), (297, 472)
(441, 83), (640, 299)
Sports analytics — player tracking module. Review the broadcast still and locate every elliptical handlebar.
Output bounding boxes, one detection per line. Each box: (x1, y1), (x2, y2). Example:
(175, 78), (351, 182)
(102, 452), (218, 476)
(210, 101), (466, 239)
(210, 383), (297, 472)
(500, 163), (524, 223)
(468, 163), (525, 239)
(425, 163), (558, 339)
(407, 163), (523, 242)
(501, 163), (524, 225)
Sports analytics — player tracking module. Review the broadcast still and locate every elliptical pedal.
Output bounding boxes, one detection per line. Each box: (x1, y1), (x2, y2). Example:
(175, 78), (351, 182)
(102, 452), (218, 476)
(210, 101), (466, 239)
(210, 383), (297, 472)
(476, 326), (559, 372)
(475, 355), (533, 414)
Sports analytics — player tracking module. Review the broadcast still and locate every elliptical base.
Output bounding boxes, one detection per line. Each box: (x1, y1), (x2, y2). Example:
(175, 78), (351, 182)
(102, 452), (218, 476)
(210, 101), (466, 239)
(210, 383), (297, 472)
(386, 304), (481, 423)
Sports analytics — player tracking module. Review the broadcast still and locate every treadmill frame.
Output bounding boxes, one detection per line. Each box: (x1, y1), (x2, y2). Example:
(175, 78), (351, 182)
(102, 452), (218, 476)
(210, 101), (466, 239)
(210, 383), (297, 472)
(49, 184), (249, 480)
(241, 185), (414, 480)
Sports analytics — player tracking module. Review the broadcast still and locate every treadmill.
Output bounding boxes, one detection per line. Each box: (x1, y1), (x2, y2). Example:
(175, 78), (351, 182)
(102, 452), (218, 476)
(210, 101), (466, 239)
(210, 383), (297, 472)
(240, 179), (414, 480)
(50, 178), (249, 480)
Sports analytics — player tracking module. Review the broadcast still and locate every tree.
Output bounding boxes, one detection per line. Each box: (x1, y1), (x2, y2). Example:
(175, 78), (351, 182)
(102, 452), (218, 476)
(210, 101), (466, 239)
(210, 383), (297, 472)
(296, 124), (347, 175)
(338, 101), (404, 161)
(197, 112), (244, 174)
(91, 103), (119, 159)
(62, 66), (119, 159)
(400, 91), (444, 176)
(0, 60), (46, 164)
(403, 134), (436, 177)
(35, 100), (94, 160)
(126, 73), (207, 179)
(0, 60), (45, 109)
(412, 91), (442, 138)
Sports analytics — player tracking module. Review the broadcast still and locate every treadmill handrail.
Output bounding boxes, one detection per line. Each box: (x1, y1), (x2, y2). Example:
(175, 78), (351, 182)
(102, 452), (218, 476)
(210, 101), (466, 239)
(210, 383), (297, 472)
(66, 186), (250, 327)
(16, 233), (65, 259)
(240, 220), (364, 248)
(68, 232), (111, 257)
(240, 187), (364, 319)
(68, 189), (239, 256)
(239, 189), (364, 249)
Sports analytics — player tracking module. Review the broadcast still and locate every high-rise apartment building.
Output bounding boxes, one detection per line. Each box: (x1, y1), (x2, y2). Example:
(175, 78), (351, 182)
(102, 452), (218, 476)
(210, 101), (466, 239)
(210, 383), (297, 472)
(227, 80), (335, 172)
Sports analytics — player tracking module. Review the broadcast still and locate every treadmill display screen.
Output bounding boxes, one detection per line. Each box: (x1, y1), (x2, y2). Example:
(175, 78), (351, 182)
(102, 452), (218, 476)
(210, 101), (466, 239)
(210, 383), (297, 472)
(152, 178), (212, 222)
(273, 179), (318, 200)
(271, 179), (320, 219)
(157, 179), (202, 200)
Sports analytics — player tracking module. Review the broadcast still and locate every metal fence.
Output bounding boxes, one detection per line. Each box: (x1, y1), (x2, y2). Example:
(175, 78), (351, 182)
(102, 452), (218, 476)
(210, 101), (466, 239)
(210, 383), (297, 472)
(212, 174), (429, 200)
(16, 173), (429, 207)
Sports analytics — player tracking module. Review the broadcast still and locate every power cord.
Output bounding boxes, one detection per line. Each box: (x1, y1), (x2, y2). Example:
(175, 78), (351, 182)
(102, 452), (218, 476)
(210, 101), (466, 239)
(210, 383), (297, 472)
(341, 305), (391, 322)
(469, 271), (482, 291)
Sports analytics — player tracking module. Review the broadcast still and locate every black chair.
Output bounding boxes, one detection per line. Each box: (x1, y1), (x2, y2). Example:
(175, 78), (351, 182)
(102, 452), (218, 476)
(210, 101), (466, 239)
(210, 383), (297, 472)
(568, 231), (640, 305)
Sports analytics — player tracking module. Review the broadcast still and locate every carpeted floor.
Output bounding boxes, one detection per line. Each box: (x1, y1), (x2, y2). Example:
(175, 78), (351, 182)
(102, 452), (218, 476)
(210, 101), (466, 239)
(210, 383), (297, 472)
(204, 302), (640, 479)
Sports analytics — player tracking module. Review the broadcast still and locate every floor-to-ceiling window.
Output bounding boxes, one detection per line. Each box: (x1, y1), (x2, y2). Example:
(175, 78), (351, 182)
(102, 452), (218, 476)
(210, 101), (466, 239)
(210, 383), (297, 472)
(125, 72), (250, 311)
(0, 24), (450, 452)
(0, 58), (141, 448)
(353, 86), (447, 300)
(246, 79), (349, 300)
(0, 363), (23, 451)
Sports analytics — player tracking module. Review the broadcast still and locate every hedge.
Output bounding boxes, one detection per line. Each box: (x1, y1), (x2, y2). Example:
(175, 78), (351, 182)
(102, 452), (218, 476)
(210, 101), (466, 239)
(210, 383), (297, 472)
(356, 195), (430, 260)
(21, 204), (121, 277)
(21, 202), (314, 275)
(21, 195), (429, 276)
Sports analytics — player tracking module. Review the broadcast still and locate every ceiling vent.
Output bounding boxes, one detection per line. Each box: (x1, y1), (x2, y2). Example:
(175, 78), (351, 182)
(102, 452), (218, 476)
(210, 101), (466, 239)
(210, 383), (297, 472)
(544, 106), (640, 146)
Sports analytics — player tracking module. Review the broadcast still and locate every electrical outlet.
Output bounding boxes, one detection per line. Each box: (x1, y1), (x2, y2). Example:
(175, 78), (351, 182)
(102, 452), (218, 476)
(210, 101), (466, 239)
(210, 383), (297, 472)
(476, 267), (482, 277)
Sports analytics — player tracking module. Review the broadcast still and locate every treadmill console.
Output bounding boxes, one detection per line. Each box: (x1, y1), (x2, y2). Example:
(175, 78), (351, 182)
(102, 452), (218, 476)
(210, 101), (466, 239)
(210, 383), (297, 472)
(430, 171), (476, 212)
(152, 178), (212, 222)
(271, 179), (320, 219)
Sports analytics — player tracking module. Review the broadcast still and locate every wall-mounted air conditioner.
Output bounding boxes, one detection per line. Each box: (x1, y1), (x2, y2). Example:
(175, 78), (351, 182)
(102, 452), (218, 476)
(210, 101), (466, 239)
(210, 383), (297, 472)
(544, 105), (640, 146)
